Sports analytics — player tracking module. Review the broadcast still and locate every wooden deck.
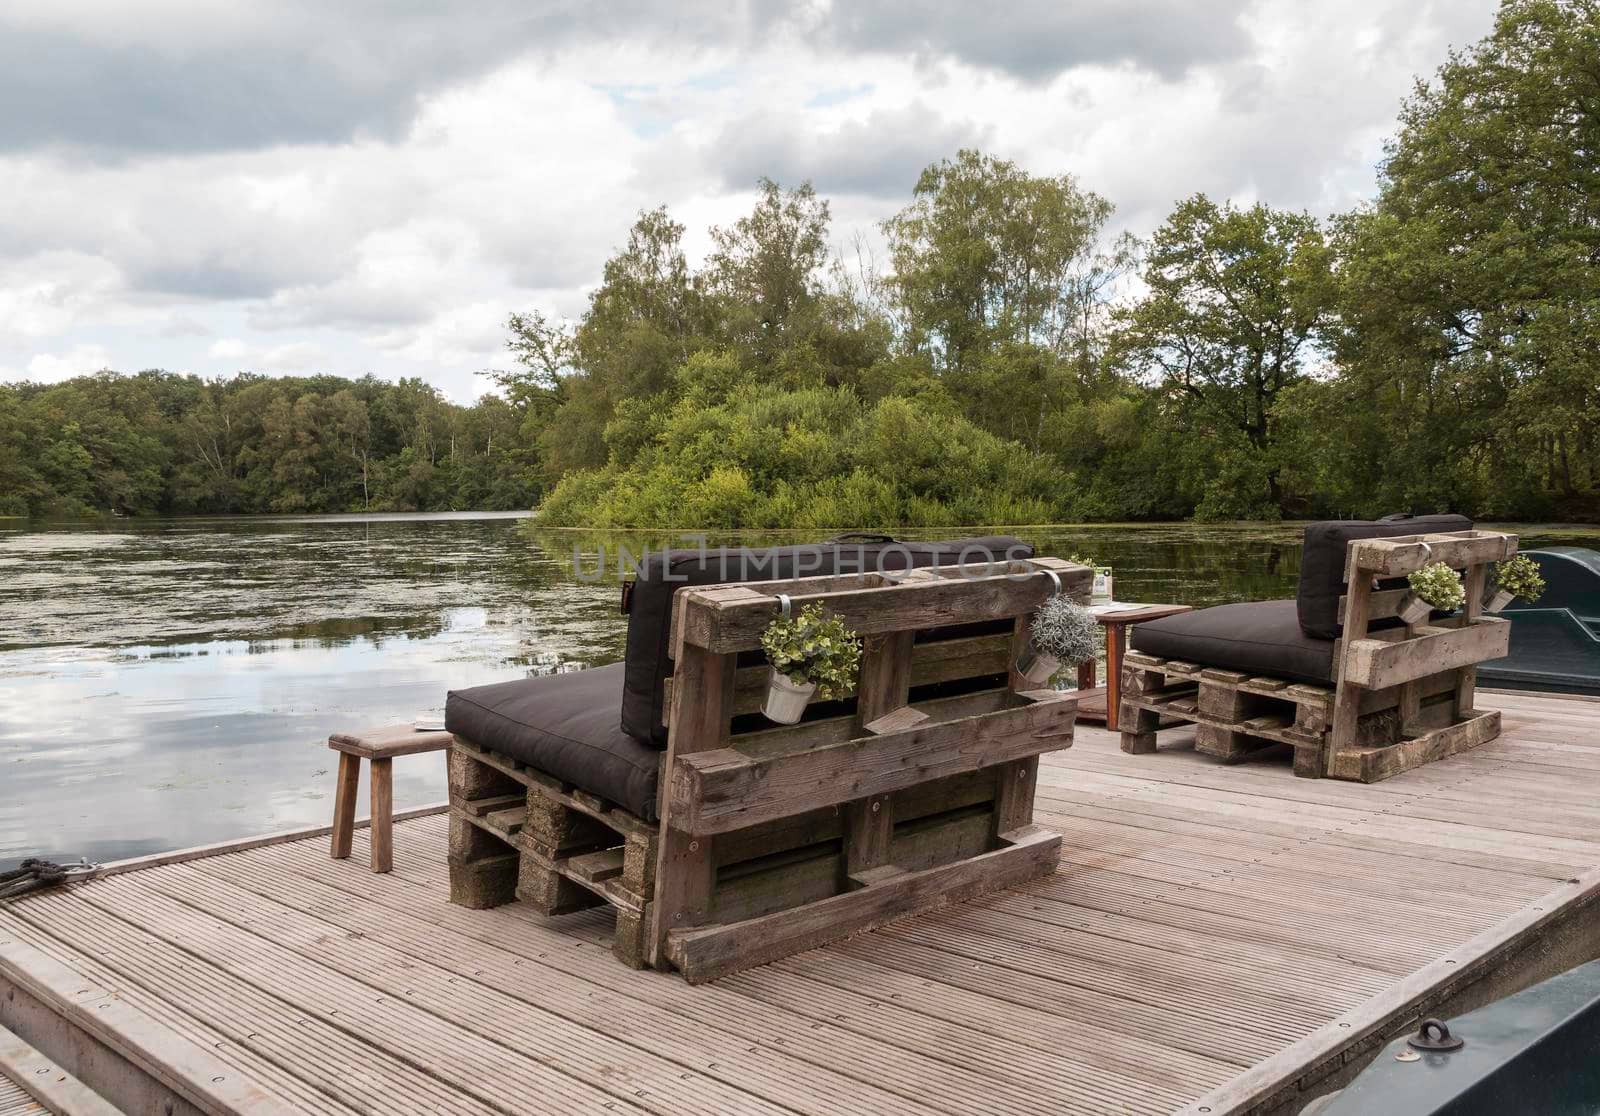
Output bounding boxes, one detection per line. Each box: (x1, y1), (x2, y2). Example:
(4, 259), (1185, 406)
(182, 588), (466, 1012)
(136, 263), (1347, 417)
(3, 689), (1599, 1115)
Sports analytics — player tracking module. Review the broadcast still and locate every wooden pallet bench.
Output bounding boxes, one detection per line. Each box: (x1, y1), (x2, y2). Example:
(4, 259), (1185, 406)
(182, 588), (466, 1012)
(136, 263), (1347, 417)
(1120, 530), (1516, 783)
(448, 555), (1090, 981)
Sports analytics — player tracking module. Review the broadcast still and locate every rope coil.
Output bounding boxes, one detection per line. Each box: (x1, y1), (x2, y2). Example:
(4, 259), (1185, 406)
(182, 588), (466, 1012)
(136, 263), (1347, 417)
(0, 857), (98, 901)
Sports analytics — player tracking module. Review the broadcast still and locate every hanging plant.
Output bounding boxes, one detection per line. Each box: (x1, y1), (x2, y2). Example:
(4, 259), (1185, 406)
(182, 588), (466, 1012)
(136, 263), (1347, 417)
(1397, 561), (1465, 624)
(1016, 594), (1099, 685)
(759, 604), (862, 724)
(1486, 555), (1545, 612)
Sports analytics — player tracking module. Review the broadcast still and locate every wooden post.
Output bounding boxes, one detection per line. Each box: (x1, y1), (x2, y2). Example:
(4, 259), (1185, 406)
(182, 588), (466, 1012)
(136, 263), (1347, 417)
(1195, 669), (1255, 760)
(995, 616), (1042, 834)
(369, 756), (393, 873)
(845, 631), (913, 881)
(1456, 561), (1488, 719)
(330, 752), (359, 860)
(1103, 619), (1129, 731)
(650, 627), (737, 968)
(1328, 556), (1374, 776)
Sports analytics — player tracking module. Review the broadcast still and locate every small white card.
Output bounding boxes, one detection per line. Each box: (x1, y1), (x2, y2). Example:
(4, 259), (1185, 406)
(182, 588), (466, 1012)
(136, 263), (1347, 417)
(1091, 567), (1114, 604)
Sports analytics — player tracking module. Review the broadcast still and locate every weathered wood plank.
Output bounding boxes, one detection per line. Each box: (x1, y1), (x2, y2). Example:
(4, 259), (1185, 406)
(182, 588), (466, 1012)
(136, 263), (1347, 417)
(665, 825), (1062, 984)
(670, 693), (1076, 835)
(1328, 710), (1503, 782)
(649, 633), (736, 966)
(664, 632), (1014, 723)
(1348, 530), (1517, 576)
(675, 558), (1090, 654)
(1343, 618), (1511, 691)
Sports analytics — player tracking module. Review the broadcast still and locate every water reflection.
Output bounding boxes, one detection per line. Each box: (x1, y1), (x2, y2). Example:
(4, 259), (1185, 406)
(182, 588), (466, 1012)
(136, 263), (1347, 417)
(2, 513), (1592, 869)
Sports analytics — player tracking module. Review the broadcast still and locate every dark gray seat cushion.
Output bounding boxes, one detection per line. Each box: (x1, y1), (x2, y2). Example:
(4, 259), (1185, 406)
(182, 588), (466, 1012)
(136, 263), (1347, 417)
(1129, 599), (1335, 685)
(1297, 514), (1472, 639)
(620, 535), (1033, 747)
(446, 663), (660, 821)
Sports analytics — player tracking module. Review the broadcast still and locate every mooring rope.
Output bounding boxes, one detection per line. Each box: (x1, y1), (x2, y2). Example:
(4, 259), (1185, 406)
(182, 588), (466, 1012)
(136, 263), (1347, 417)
(0, 857), (99, 901)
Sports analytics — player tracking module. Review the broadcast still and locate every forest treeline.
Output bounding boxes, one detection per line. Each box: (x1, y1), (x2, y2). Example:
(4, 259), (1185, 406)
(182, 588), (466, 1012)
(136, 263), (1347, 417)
(3, 0), (1595, 524)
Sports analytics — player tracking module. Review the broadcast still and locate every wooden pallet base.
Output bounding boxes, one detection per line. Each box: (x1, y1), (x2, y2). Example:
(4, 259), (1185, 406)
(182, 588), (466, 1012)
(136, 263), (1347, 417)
(1117, 655), (1502, 784)
(445, 738), (658, 969)
(446, 732), (1066, 980)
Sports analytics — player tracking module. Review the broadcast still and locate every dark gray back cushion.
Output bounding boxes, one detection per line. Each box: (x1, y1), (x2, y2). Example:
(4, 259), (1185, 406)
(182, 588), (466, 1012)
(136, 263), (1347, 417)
(1296, 514), (1473, 639)
(621, 536), (1033, 746)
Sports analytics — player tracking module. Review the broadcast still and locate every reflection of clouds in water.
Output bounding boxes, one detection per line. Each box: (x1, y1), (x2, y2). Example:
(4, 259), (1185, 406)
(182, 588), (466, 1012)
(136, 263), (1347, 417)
(0, 515), (615, 870)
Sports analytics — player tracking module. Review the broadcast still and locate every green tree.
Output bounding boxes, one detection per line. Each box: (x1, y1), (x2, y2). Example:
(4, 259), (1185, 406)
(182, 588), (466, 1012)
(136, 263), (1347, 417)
(705, 178), (831, 364)
(1330, 0), (1600, 518)
(883, 149), (1120, 373)
(1111, 195), (1334, 517)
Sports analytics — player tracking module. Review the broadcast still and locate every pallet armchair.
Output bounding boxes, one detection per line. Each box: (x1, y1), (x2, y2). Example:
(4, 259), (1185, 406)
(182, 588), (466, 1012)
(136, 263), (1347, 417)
(444, 538), (1088, 983)
(1119, 517), (1518, 782)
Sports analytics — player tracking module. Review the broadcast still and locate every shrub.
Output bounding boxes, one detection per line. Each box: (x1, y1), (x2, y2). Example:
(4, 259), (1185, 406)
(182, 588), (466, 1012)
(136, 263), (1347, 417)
(1030, 595), (1099, 666)
(1408, 562), (1465, 611)
(1492, 554), (1545, 603)
(759, 604), (862, 698)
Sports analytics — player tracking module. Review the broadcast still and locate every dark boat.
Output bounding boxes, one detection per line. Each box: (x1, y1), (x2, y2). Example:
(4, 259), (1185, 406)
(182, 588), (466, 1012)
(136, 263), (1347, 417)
(1309, 959), (1600, 1115)
(1478, 547), (1600, 697)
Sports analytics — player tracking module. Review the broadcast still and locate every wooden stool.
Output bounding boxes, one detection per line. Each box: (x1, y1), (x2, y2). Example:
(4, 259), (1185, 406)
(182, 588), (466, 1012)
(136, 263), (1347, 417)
(328, 725), (452, 872)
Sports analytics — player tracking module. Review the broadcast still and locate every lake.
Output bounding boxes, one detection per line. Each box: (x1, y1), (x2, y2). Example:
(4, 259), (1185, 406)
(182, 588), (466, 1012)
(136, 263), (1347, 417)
(3, 513), (1595, 871)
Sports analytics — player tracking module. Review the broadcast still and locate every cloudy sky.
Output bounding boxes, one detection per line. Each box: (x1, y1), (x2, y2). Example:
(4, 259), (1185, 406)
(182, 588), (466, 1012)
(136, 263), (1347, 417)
(0, 0), (1498, 400)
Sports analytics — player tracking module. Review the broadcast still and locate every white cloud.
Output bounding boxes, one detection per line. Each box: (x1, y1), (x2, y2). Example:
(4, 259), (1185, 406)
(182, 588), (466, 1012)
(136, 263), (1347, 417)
(0, 0), (1502, 392)
(24, 344), (113, 383)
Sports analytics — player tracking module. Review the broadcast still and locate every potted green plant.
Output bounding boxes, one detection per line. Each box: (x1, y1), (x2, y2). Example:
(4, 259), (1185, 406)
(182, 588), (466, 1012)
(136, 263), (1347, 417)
(759, 604), (862, 724)
(1486, 554), (1545, 612)
(1016, 594), (1100, 685)
(1398, 561), (1465, 625)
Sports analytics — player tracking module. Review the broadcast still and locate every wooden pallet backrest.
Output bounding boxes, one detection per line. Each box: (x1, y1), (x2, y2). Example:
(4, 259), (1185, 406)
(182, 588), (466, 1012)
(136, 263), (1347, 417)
(1326, 530), (1518, 775)
(647, 557), (1088, 961)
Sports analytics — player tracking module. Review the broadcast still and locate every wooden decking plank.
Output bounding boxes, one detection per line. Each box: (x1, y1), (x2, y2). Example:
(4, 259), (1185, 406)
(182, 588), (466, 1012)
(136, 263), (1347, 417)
(3, 894), (482, 1116)
(980, 890), (1396, 998)
(716, 964), (1180, 1116)
(1, 902), (368, 1116)
(1046, 823), (1552, 910)
(1036, 781), (1592, 878)
(368, 822), (1181, 1116)
(0, 1018), (124, 1116)
(915, 900), (1378, 1015)
(0, 1079), (46, 1116)
(134, 867), (809, 1116)
(237, 835), (1018, 1116)
(1032, 874), (1444, 972)
(1049, 839), (1526, 927)
(177, 859), (954, 1116)
(877, 913), (1331, 1040)
(836, 932), (1277, 1065)
(70, 878), (675, 1116)
(770, 946), (1236, 1094)
(337, 825), (1227, 1112)
(1046, 821), (1536, 913)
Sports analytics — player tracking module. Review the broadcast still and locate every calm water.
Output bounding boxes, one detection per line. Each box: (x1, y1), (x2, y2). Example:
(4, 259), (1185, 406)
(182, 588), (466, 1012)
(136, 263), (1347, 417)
(3, 514), (1594, 870)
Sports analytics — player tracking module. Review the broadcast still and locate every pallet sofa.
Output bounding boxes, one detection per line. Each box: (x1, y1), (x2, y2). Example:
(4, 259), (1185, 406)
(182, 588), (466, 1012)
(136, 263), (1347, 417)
(1119, 516), (1519, 782)
(443, 537), (1090, 982)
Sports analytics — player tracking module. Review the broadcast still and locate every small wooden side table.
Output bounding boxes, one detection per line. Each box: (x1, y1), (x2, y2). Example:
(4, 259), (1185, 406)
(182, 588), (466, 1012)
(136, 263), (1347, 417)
(1073, 604), (1194, 730)
(328, 725), (453, 873)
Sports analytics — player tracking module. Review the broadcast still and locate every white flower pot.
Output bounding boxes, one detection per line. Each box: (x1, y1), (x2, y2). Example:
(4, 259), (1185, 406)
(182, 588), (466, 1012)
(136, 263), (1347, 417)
(1396, 592), (1434, 626)
(1014, 640), (1060, 685)
(763, 669), (817, 724)
(1484, 588), (1516, 613)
